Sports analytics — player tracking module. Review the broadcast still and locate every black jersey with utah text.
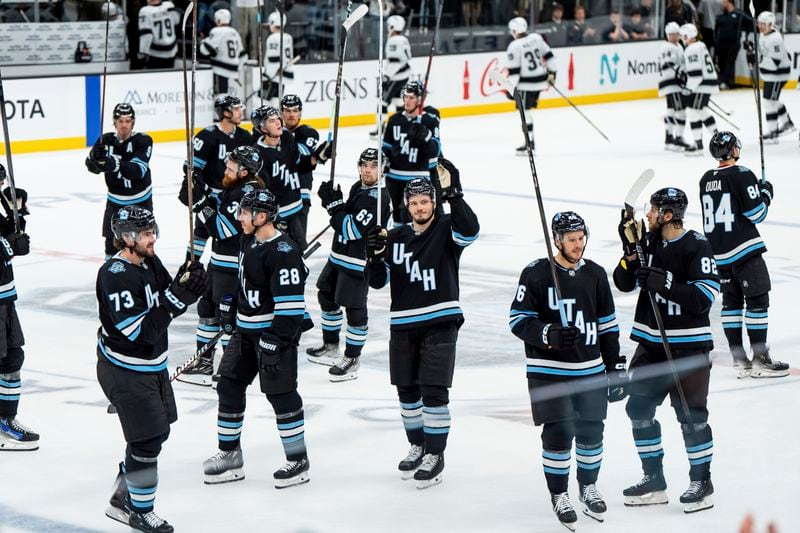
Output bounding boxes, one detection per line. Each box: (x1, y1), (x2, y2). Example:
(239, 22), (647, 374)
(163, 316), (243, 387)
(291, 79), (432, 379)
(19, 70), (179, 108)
(328, 184), (390, 278)
(382, 112), (441, 182)
(254, 130), (315, 221)
(200, 179), (260, 274)
(191, 125), (252, 193)
(90, 132), (153, 206)
(288, 124), (319, 205)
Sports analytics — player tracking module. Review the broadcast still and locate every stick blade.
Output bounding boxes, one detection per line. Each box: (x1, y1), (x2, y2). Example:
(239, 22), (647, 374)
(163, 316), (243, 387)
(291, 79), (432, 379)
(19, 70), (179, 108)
(487, 69), (513, 94)
(181, 1), (194, 31)
(343, 4), (369, 31)
(624, 169), (655, 214)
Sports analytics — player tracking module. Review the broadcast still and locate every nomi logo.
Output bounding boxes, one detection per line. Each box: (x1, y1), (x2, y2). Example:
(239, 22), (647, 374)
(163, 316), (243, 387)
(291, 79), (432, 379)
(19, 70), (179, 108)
(124, 90), (143, 105)
(599, 53), (620, 85)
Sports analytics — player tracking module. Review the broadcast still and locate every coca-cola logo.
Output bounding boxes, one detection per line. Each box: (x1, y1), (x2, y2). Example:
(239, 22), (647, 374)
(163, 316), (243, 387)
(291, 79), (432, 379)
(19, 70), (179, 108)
(480, 58), (505, 97)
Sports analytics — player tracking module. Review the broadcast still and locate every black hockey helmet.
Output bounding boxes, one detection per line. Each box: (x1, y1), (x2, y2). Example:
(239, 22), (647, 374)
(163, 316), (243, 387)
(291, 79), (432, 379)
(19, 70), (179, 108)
(111, 205), (158, 242)
(250, 105), (281, 130)
(113, 103), (135, 121)
(709, 130), (741, 161)
(650, 187), (688, 221)
(551, 211), (589, 241)
(404, 177), (435, 204)
(358, 148), (379, 166)
(403, 81), (424, 98)
(214, 95), (244, 121)
(280, 94), (303, 111)
(226, 145), (262, 176)
(239, 188), (278, 222)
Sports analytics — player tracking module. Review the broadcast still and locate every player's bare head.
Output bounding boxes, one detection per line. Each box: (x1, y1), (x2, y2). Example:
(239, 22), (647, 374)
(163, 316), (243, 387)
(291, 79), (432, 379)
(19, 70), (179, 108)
(111, 206), (159, 257)
(665, 22), (681, 43)
(402, 81), (423, 113)
(405, 178), (435, 225)
(358, 148), (379, 186)
(508, 17), (527, 38)
(224, 146), (263, 187)
(238, 188), (277, 234)
(552, 211), (588, 264)
(280, 94), (303, 128)
(648, 187), (687, 230)
(112, 103), (135, 138)
(679, 23), (697, 45)
(214, 95), (244, 125)
(709, 131), (741, 162)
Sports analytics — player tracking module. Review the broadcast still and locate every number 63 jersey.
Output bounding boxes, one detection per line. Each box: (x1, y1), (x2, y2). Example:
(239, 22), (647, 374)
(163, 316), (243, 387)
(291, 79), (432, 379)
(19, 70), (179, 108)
(699, 164), (767, 268)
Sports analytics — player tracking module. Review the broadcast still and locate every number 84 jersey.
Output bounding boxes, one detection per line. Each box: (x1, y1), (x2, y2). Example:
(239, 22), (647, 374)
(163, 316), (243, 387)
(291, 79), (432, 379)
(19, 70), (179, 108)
(699, 164), (767, 268)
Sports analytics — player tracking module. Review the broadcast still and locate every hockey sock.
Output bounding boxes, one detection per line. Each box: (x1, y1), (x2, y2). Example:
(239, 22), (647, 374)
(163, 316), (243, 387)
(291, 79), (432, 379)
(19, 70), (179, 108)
(681, 423), (713, 481)
(0, 370), (21, 418)
(674, 109), (687, 138)
(220, 333), (231, 353)
(422, 404), (450, 455)
(575, 420), (604, 485)
(664, 112), (673, 137)
(187, 237), (206, 260)
(701, 108), (717, 134)
(744, 307), (768, 346)
(216, 377), (247, 451)
(397, 386), (424, 446)
(344, 307), (368, 358)
(721, 308), (744, 347)
(765, 100), (779, 133)
(777, 104), (792, 126)
(524, 110), (534, 144)
(542, 449), (571, 494)
(270, 391), (306, 461)
(320, 309), (343, 344)
(631, 419), (664, 474)
(196, 321), (221, 354)
(687, 108), (703, 143)
(125, 436), (164, 515)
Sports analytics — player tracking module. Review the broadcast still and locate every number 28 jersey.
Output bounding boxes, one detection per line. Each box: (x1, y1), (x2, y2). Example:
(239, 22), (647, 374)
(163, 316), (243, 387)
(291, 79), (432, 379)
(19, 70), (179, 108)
(699, 164), (768, 268)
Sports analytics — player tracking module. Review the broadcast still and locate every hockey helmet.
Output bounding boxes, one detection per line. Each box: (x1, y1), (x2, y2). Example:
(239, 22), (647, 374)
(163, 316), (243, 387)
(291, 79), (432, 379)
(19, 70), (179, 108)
(508, 17), (528, 36)
(214, 95), (244, 121)
(551, 211), (589, 241)
(101, 1), (122, 19)
(650, 187), (688, 221)
(402, 80), (424, 98)
(664, 22), (680, 35)
(358, 148), (379, 166)
(214, 8), (231, 25)
(757, 11), (776, 29)
(111, 206), (159, 242)
(226, 145), (263, 176)
(679, 23), (698, 42)
(709, 130), (741, 161)
(239, 188), (278, 222)
(113, 103), (135, 122)
(250, 105), (281, 130)
(267, 10), (286, 28)
(387, 15), (406, 33)
(280, 94), (303, 111)
(404, 177), (436, 204)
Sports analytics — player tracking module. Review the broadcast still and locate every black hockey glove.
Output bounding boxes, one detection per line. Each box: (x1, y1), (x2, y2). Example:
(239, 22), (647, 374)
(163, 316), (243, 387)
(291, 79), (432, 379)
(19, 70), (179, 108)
(436, 157), (463, 202)
(167, 261), (207, 311)
(313, 140), (333, 164)
(543, 324), (581, 350)
(198, 205), (216, 226)
(636, 266), (673, 296)
(761, 180), (774, 206)
(607, 356), (629, 403)
(3, 187), (29, 216)
(218, 294), (236, 335)
(275, 219), (289, 232)
(407, 122), (430, 148)
(85, 155), (103, 174)
(258, 332), (282, 373)
(3, 232), (30, 257)
(676, 70), (688, 88)
(317, 180), (344, 215)
(366, 225), (388, 261)
(178, 170), (208, 212)
(94, 153), (120, 173)
(618, 209), (644, 257)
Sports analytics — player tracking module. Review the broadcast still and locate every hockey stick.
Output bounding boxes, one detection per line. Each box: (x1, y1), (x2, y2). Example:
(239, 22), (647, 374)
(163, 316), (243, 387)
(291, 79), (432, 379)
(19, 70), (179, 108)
(181, 1), (197, 261)
(547, 81), (610, 142)
(326, 3), (369, 187)
(747, 8), (766, 185)
(303, 223), (331, 258)
(0, 68), (20, 232)
(376, 0), (384, 229)
(708, 105), (740, 131)
(100, 0), (111, 136)
(418, 0), (445, 111)
(302, 240), (322, 260)
(277, 0), (284, 103)
(490, 69), (568, 326)
(246, 55), (301, 105)
(256, 0), (264, 106)
(708, 98), (732, 117)
(623, 169), (697, 433)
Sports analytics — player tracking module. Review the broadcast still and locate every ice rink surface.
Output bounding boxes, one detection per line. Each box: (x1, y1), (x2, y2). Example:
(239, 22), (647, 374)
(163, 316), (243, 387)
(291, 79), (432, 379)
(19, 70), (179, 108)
(3, 88), (800, 533)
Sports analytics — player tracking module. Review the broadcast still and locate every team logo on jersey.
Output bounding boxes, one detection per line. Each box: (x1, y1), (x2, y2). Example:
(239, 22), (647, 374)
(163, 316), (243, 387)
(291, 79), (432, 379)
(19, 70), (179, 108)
(277, 241), (292, 253)
(109, 261), (126, 274)
(243, 184), (254, 194)
(368, 188), (378, 199)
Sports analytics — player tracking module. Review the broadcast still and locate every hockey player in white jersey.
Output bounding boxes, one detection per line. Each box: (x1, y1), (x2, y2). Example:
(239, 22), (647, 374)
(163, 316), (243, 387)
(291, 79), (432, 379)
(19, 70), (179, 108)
(503, 17), (557, 155)
(137, 0), (180, 69)
(370, 15), (412, 138)
(679, 23), (718, 155)
(200, 9), (247, 100)
(659, 22), (689, 151)
(746, 12), (795, 142)
(262, 11), (293, 107)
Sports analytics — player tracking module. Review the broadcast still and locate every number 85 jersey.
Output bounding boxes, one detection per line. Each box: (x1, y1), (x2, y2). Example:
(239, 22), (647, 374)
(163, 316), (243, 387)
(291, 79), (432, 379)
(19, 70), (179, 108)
(699, 164), (768, 268)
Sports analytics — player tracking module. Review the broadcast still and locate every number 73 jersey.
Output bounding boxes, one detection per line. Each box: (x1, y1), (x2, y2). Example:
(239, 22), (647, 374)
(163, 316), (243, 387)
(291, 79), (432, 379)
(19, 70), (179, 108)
(699, 164), (768, 268)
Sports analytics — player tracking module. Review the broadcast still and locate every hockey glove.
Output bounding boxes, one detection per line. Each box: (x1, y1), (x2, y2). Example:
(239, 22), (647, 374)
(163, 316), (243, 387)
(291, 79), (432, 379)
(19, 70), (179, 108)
(317, 180), (345, 215)
(761, 180), (774, 206)
(275, 219), (289, 233)
(676, 70), (688, 88)
(168, 261), (207, 307)
(366, 225), (388, 261)
(218, 295), (236, 335)
(258, 332), (282, 373)
(543, 324), (581, 350)
(436, 157), (463, 202)
(94, 154), (121, 173)
(1, 232), (30, 258)
(178, 170), (208, 212)
(85, 156), (103, 174)
(547, 71), (557, 85)
(313, 140), (333, 164)
(3, 187), (29, 216)
(636, 266), (673, 296)
(407, 122), (430, 148)
(618, 209), (644, 257)
(607, 356), (629, 403)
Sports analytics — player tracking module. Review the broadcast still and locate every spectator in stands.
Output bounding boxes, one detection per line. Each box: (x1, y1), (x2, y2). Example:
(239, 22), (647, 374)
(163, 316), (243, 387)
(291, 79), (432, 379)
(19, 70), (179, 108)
(567, 4), (597, 44)
(233, 0), (259, 58)
(698, 0), (723, 55)
(545, 3), (567, 46)
(715, 0), (751, 88)
(628, 8), (652, 40)
(639, 0), (653, 18)
(463, 0), (481, 26)
(665, 0), (694, 26)
(602, 8), (632, 42)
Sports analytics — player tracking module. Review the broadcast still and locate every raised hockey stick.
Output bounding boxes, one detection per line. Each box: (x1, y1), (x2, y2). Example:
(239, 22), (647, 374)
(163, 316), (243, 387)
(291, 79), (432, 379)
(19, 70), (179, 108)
(746, 7), (766, 185)
(181, 1), (197, 261)
(256, 0), (264, 105)
(489, 69), (568, 327)
(376, 0), (384, 229)
(623, 169), (697, 432)
(277, 0), (285, 102)
(326, 3), (368, 186)
(246, 55), (301, 105)
(100, 0), (111, 136)
(418, 0), (445, 111)
(547, 81), (610, 142)
(0, 69), (20, 232)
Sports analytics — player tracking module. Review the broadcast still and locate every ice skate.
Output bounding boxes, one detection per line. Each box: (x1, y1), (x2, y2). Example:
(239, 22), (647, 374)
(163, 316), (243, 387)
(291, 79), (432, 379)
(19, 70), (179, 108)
(273, 457), (310, 489)
(398, 444), (424, 480)
(579, 483), (606, 522)
(128, 510), (174, 533)
(684, 140), (703, 156)
(778, 120), (796, 136)
(732, 346), (752, 378)
(414, 453), (444, 489)
(763, 130), (780, 144)
(751, 352), (789, 378)
(664, 133), (677, 151)
(104, 462), (130, 525)
(680, 478), (714, 513)
(329, 356), (360, 382)
(306, 343), (339, 366)
(0, 416), (39, 451)
(551, 492), (578, 531)
(203, 447), (245, 484)
(623, 470), (668, 506)
(175, 355), (213, 386)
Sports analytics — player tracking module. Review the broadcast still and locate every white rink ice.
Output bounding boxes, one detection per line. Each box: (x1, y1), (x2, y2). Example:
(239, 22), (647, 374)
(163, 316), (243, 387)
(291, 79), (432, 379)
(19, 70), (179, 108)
(3, 88), (800, 533)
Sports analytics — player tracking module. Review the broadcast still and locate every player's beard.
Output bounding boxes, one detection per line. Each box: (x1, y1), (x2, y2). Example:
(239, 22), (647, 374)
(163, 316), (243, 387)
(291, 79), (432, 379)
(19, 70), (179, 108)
(132, 240), (155, 258)
(223, 172), (242, 188)
(411, 209), (434, 226)
(562, 245), (584, 264)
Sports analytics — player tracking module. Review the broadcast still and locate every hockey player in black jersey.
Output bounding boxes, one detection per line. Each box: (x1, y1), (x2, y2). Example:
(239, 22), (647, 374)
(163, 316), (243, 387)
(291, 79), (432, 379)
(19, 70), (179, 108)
(510, 211), (625, 530)
(202, 189), (312, 489)
(0, 167), (35, 452)
(281, 94), (320, 243)
(85, 103), (154, 259)
(382, 81), (442, 224)
(305, 148), (390, 381)
(614, 188), (717, 514)
(251, 104), (330, 251)
(366, 159), (479, 489)
(178, 146), (264, 386)
(700, 131), (787, 377)
(97, 206), (206, 532)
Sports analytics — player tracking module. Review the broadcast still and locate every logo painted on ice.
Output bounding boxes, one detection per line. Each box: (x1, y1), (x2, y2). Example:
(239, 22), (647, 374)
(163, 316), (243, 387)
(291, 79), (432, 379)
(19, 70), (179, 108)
(599, 53), (620, 85)
(123, 90), (143, 105)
